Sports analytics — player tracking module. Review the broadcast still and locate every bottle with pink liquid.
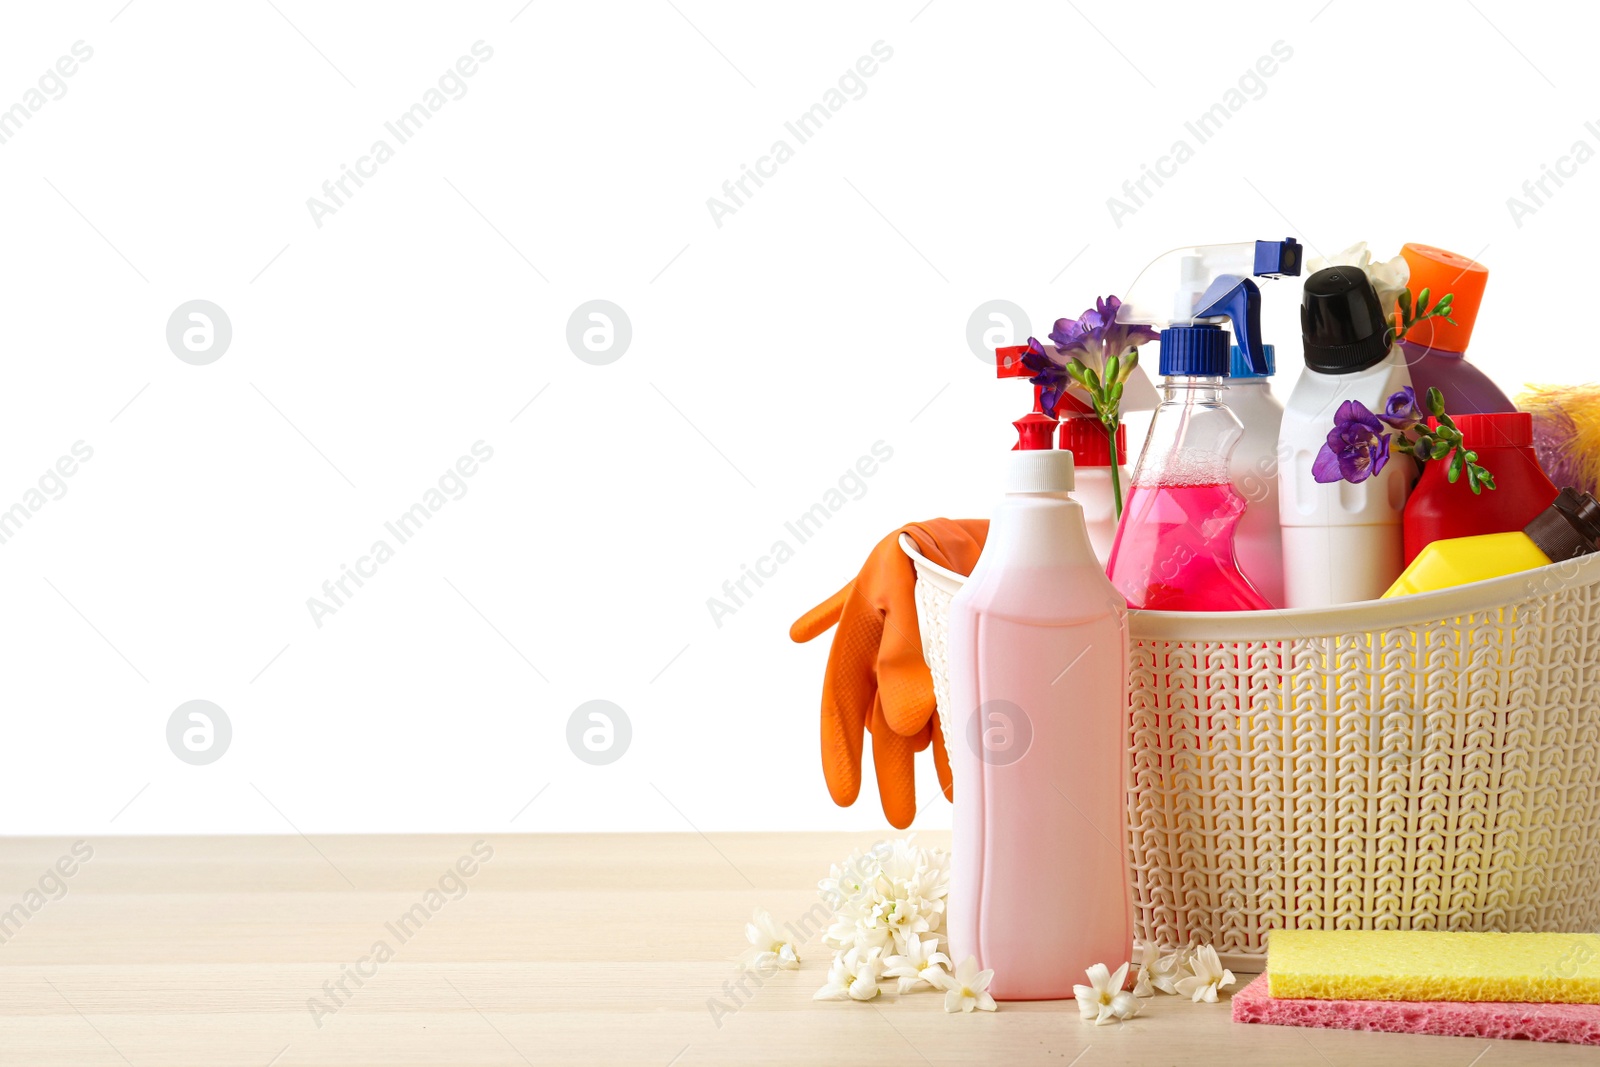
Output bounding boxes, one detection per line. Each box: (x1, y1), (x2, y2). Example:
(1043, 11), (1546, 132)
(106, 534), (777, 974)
(1107, 244), (1295, 611)
(948, 449), (1131, 1000)
(1107, 377), (1271, 611)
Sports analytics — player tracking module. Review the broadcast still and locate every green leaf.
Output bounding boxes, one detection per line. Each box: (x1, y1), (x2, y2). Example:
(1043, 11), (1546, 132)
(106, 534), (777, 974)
(1426, 386), (1447, 418)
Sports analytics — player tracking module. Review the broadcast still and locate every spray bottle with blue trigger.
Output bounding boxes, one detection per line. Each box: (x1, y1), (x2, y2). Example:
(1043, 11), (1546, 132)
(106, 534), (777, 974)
(1105, 238), (1300, 610)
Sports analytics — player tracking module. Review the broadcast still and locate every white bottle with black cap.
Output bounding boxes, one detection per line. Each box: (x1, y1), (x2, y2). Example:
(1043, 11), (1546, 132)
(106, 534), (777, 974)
(1278, 265), (1415, 607)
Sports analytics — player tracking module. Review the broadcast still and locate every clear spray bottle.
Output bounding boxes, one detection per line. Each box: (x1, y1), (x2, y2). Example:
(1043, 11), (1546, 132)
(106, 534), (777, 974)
(1106, 239), (1301, 611)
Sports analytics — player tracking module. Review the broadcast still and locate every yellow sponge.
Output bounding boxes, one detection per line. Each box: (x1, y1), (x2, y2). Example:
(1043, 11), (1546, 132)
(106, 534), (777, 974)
(1268, 931), (1600, 1004)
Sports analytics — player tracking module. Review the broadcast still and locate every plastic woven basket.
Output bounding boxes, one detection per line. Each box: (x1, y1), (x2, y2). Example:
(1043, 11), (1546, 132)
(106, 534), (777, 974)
(901, 533), (1600, 971)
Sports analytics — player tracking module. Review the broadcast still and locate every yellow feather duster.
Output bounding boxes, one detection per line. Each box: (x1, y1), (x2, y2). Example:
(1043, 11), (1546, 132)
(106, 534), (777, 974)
(1517, 384), (1600, 497)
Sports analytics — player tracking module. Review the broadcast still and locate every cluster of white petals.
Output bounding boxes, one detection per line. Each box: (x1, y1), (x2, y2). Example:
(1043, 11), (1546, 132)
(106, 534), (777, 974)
(741, 907), (802, 973)
(820, 837), (950, 960)
(1130, 940), (1236, 1005)
(810, 838), (990, 1011)
(755, 839), (1248, 1019)
(1173, 945), (1236, 1004)
(1074, 962), (1140, 1025)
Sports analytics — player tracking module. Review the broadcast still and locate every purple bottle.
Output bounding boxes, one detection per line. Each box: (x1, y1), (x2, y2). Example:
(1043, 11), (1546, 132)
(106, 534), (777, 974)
(1397, 243), (1514, 414)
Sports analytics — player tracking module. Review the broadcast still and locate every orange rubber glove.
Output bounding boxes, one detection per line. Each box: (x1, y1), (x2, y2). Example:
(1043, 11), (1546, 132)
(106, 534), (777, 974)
(789, 519), (988, 828)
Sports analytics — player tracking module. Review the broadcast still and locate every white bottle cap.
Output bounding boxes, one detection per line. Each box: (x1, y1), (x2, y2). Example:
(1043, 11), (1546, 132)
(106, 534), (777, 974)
(1006, 449), (1075, 494)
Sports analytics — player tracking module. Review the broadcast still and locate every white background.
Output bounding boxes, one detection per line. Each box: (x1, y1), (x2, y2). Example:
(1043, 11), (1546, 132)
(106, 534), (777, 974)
(0, 0), (1594, 835)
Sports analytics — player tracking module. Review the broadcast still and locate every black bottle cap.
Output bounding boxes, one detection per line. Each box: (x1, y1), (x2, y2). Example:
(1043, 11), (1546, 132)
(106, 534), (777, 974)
(1300, 265), (1393, 374)
(1524, 487), (1600, 562)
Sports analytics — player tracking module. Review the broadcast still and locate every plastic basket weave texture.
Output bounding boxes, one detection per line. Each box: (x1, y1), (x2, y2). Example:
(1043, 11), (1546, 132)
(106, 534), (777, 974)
(901, 534), (1600, 970)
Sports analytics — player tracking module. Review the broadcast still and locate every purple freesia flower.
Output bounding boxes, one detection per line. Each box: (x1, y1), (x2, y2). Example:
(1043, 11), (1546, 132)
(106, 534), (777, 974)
(1313, 400), (1392, 484)
(1064, 296), (1159, 370)
(1020, 296), (1158, 417)
(1378, 386), (1421, 429)
(1021, 337), (1073, 417)
(1048, 314), (1093, 350)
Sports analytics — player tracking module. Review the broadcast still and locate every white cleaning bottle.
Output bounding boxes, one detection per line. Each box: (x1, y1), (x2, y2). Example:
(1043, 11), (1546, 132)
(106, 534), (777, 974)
(948, 449), (1130, 1000)
(1279, 266), (1415, 607)
(1227, 343), (1286, 607)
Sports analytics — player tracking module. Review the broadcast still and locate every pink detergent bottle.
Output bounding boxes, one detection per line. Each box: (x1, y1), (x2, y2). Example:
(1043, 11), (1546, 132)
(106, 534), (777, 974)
(948, 448), (1131, 1000)
(1107, 241), (1300, 611)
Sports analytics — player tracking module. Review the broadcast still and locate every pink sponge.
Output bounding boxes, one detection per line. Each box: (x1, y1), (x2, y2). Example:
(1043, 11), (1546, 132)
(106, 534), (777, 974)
(1231, 974), (1600, 1046)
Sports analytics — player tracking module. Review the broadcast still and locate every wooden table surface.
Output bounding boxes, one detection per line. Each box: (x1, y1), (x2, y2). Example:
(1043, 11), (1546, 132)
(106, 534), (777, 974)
(0, 831), (1590, 1066)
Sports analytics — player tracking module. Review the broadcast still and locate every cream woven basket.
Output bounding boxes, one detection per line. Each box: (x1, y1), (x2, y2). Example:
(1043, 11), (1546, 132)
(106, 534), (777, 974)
(901, 534), (1600, 971)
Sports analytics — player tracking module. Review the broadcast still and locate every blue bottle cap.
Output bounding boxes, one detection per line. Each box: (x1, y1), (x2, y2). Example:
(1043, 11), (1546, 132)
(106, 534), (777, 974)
(1230, 343), (1276, 379)
(1158, 324), (1230, 377)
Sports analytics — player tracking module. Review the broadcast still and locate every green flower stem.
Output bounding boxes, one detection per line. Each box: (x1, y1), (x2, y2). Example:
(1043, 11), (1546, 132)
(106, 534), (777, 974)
(1065, 350), (1141, 518)
(1106, 421), (1124, 521)
(1394, 386), (1497, 495)
(1390, 286), (1458, 344)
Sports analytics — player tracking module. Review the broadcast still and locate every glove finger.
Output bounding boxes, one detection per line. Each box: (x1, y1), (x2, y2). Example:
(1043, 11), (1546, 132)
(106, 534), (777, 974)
(876, 601), (936, 737)
(821, 583), (882, 742)
(789, 583), (850, 643)
(870, 697), (918, 829)
(909, 719), (933, 753)
(931, 713), (954, 802)
(862, 534), (935, 738)
(821, 677), (864, 807)
(819, 588), (884, 807)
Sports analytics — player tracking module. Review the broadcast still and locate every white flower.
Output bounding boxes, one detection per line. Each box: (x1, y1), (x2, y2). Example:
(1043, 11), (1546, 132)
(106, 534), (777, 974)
(1308, 241), (1410, 314)
(934, 955), (996, 1013)
(819, 847), (885, 951)
(741, 907), (800, 971)
(882, 933), (952, 994)
(1074, 962), (1140, 1025)
(814, 946), (884, 1002)
(819, 837), (951, 960)
(1173, 944), (1235, 1004)
(1133, 940), (1190, 997)
(869, 895), (931, 956)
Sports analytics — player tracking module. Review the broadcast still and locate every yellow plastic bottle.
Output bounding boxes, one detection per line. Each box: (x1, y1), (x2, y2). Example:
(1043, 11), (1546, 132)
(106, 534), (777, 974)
(1382, 487), (1600, 598)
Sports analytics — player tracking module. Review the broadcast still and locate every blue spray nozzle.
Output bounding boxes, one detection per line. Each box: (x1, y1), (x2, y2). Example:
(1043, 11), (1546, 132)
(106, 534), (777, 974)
(1125, 238), (1295, 377)
(1253, 237), (1303, 278)
(1196, 276), (1266, 376)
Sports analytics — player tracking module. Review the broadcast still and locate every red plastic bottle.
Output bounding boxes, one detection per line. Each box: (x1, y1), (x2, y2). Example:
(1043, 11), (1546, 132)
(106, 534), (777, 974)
(1401, 411), (1558, 564)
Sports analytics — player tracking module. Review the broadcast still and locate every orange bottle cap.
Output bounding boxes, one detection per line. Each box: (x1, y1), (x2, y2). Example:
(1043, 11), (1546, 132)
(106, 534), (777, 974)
(1400, 243), (1488, 354)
